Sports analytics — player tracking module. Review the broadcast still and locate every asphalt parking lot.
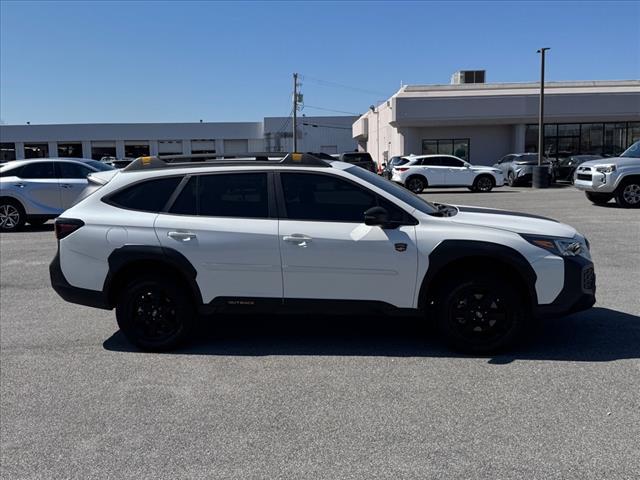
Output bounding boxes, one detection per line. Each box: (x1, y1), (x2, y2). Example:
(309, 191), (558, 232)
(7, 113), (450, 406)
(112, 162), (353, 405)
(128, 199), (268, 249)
(1, 185), (639, 479)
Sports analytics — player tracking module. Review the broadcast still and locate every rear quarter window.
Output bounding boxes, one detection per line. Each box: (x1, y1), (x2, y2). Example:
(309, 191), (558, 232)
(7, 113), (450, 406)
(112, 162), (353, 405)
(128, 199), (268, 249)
(0, 165), (23, 177)
(106, 176), (182, 212)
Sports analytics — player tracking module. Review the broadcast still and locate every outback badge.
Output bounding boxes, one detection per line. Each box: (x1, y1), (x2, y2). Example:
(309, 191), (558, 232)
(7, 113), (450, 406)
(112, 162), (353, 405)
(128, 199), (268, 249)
(394, 243), (407, 252)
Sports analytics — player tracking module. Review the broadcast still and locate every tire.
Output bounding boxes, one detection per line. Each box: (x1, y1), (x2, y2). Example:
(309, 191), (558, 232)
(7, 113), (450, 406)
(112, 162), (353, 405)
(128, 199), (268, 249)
(614, 180), (640, 208)
(472, 175), (495, 192)
(507, 172), (518, 187)
(0, 199), (26, 232)
(435, 272), (528, 354)
(28, 218), (48, 227)
(116, 274), (195, 351)
(585, 191), (614, 205)
(405, 176), (426, 194)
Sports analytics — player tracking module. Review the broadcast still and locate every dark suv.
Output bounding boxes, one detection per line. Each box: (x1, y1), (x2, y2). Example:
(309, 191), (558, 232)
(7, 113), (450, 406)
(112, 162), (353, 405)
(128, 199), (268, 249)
(339, 152), (376, 172)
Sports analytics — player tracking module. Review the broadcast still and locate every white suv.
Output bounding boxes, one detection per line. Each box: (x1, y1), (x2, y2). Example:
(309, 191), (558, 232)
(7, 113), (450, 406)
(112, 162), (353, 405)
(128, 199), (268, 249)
(50, 153), (595, 353)
(573, 141), (640, 208)
(391, 154), (504, 193)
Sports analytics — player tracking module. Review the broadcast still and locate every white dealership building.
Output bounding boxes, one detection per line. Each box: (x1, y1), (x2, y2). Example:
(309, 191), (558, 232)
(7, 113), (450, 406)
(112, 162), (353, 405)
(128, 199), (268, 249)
(0, 116), (357, 162)
(353, 79), (640, 166)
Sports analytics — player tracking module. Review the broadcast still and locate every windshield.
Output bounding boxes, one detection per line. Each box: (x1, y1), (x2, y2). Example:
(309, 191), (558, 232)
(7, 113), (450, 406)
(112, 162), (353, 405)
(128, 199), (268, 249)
(345, 166), (437, 214)
(621, 141), (640, 158)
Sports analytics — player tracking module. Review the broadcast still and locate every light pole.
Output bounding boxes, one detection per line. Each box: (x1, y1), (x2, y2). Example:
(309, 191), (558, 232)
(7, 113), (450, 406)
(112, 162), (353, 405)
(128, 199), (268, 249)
(369, 105), (380, 170)
(533, 47), (550, 188)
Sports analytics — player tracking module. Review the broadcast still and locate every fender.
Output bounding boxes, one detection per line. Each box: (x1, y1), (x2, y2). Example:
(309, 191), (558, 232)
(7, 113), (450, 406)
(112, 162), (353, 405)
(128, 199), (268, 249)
(105, 245), (203, 305)
(417, 239), (538, 310)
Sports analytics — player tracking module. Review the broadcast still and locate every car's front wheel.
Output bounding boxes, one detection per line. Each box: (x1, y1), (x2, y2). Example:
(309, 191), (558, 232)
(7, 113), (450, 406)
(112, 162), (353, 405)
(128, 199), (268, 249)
(116, 274), (195, 351)
(507, 172), (518, 187)
(435, 273), (528, 353)
(472, 175), (495, 192)
(0, 199), (26, 232)
(405, 176), (427, 193)
(615, 180), (640, 208)
(585, 191), (614, 205)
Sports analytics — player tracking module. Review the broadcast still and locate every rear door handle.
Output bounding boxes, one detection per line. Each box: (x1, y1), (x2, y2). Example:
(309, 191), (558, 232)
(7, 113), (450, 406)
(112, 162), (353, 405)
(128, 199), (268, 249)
(60, 184), (72, 189)
(168, 231), (197, 242)
(13, 183), (25, 188)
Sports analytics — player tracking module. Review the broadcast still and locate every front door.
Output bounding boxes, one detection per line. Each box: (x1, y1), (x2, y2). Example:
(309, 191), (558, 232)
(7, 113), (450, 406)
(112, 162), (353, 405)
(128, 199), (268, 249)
(277, 172), (418, 308)
(442, 156), (474, 186)
(55, 161), (92, 209)
(154, 172), (282, 304)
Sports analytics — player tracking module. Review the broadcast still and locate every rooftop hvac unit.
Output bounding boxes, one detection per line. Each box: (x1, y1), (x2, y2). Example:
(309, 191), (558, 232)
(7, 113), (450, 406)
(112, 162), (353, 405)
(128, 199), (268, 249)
(451, 70), (486, 84)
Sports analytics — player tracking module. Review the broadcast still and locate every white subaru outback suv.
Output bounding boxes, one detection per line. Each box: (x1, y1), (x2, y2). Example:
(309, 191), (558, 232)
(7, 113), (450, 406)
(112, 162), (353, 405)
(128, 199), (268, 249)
(50, 153), (595, 353)
(573, 141), (640, 208)
(391, 154), (504, 193)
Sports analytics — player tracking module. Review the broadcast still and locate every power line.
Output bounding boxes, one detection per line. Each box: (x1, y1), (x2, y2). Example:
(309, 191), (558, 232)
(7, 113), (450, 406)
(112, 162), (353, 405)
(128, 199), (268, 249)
(302, 122), (352, 131)
(301, 74), (389, 97)
(302, 104), (361, 116)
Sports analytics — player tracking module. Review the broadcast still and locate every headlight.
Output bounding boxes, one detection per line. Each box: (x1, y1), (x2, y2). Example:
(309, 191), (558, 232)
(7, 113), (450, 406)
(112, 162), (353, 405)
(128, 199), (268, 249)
(595, 164), (616, 174)
(522, 234), (591, 259)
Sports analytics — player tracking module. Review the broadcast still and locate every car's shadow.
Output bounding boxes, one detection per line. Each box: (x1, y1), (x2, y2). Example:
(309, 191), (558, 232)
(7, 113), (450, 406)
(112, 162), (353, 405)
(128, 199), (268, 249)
(103, 307), (640, 363)
(19, 223), (54, 232)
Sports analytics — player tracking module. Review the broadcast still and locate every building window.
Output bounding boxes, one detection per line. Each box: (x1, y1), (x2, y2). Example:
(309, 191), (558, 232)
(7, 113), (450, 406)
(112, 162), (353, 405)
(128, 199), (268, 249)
(158, 140), (183, 156)
(191, 140), (216, 154)
(91, 142), (116, 161)
(0, 143), (16, 161)
(525, 122), (638, 159)
(57, 142), (83, 158)
(124, 142), (150, 158)
(422, 139), (470, 160)
(24, 143), (49, 159)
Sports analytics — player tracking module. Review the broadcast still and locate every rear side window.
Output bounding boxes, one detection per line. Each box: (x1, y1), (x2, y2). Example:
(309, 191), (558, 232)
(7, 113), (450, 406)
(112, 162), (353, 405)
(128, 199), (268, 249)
(169, 173), (269, 218)
(439, 157), (464, 167)
(107, 176), (182, 212)
(18, 162), (56, 179)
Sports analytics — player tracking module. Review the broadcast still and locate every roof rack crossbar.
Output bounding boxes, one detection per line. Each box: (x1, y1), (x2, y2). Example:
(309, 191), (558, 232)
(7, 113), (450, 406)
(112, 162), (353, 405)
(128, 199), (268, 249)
(123, 152), (331, 172)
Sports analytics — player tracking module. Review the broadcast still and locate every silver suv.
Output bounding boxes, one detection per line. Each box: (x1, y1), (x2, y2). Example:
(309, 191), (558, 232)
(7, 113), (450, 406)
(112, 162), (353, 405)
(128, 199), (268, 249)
(0, 158), (114, 231)
(573, 141), (640, 208)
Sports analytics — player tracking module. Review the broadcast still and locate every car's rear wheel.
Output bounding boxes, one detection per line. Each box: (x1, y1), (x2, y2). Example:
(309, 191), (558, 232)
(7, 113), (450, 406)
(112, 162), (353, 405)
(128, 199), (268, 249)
(0, 199), (26, 232)
(406, 176), (427, 193)
(435, 273), (528, 353)
(472, 175), (495, 192)
(615, 180), (640, 208)
(585, 191), (614, 205)
(116, 274), (195, 351)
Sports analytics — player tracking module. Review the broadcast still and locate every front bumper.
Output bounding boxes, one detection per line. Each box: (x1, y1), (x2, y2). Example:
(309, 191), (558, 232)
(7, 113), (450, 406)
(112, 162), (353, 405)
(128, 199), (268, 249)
(536, 255), (596, 318)
(50, 251), (112, 310)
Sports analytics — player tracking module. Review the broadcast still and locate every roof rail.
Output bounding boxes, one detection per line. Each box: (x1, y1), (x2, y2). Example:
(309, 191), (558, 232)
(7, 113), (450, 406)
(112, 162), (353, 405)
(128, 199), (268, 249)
(123, 152), (331, 172)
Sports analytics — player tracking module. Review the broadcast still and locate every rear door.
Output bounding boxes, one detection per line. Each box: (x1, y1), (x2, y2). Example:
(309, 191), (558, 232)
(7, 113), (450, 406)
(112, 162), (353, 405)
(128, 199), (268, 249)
(441, 156), (474, 185)
(277, 171), (418, 308)
(56, 161), (93, 208)
(15, 161), (62, 213)
(155, 171), (282, 303)
(418, 157), (446, 185)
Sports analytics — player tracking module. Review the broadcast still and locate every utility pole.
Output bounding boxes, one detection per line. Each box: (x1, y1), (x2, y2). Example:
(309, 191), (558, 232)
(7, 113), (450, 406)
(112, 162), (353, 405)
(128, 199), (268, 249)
(293, 73), (298, 152)
(533, 47), (550, 188)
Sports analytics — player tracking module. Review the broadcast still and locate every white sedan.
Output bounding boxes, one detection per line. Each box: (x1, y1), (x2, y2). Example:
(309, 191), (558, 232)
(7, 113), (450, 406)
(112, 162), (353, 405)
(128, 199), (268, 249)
(391, 154), (504, 193)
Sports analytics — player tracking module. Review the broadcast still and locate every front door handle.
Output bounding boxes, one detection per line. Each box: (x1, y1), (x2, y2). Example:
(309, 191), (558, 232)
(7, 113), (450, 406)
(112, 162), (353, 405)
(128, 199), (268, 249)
(283, 234), (313, 246)
(13, 183), (25, 188)
(168, 231), (197, 242)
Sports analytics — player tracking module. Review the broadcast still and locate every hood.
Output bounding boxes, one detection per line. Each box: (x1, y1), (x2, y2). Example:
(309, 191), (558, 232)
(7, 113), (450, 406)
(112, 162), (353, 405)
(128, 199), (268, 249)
(450, 205), (577, 237)
(578, 157), (640, 169)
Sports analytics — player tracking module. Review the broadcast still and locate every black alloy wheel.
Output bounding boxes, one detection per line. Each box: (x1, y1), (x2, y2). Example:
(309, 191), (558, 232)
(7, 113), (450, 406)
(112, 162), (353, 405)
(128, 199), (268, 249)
(406, 176), (426, 193)
(116, 275), (195, 351)
(474, 175), (495, 192)
(436, 274), (527, 353)
(507, 172), (517, 187)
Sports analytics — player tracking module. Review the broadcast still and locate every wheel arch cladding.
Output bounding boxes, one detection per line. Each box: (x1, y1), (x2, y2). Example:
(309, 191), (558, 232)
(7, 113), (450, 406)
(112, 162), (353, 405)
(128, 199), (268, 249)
(418, 240), (538, 310)
(105, 246), (203, 306)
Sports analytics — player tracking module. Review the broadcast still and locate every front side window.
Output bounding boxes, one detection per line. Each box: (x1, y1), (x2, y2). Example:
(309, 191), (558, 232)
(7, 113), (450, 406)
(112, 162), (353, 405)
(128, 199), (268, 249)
(107, 176), (182, 212)
(57, 162), (93, 179)
(281, 172), (411, 223)
(419, 157), (442, 166)
(170, 173), (269, 218)
(19, 162), (56, 179)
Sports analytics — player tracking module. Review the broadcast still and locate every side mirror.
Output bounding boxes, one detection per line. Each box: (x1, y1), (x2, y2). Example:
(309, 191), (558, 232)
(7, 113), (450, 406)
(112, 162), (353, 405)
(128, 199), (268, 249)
(364, 206), (389, 227)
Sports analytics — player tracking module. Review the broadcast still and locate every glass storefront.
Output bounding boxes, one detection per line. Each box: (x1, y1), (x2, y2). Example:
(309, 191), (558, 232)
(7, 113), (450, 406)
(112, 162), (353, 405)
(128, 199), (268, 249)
(1, 143), (16, 161)
(525, 122), (640, 159)
(421, 138), (470, 160)
(57, 142), (83, 158)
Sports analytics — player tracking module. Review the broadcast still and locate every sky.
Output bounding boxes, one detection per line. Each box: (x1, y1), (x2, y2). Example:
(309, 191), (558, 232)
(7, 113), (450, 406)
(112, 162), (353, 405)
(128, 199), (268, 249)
(0, 0), (638, 125)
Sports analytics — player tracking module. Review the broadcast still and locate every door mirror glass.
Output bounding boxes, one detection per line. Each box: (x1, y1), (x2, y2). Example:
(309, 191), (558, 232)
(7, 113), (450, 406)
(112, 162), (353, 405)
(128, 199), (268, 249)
(364, 206), (389, 227)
